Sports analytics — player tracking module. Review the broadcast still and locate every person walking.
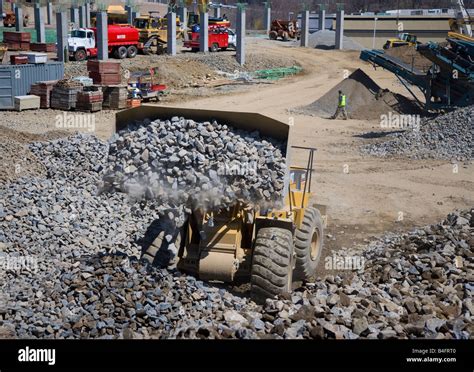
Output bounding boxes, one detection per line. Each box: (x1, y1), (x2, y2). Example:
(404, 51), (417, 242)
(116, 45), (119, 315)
(332, 90), (349, 120)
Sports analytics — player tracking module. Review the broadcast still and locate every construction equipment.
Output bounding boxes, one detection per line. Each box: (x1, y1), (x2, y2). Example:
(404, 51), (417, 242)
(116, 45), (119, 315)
(3, 11), (29, 28)
(116, 106), (326, 302)
(184, 25), (230, 52)
(361, 36), (474, 110)
(133, 12), (183, 55)
(127, 69), (167, 102)
(68, 25), (140, 61)
(447, 0), (473, 43)
(449, 0), (473, 40)
(383, 33), (419, 50)
(269, 19), (300, 41)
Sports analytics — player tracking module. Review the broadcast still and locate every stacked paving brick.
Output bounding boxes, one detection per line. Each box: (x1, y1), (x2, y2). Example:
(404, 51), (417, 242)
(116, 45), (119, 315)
(103, 85), (128, 109)
(30, 43), (56, 53)
(29, 80), (57, 109)
(76, 86), (103, 112)
(50, 79), (83, 110)
(10, 55), (28, 65)
(3, 31), (31, 51)
(87, 60), (122, 85)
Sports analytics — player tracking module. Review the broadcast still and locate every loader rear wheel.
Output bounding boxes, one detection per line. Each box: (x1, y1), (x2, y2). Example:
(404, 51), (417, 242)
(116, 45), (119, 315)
(269, 31), (278, 40)
(294, 207), (324, 281)
(250, 227), (294, 303)
(210, 43), (219, 52)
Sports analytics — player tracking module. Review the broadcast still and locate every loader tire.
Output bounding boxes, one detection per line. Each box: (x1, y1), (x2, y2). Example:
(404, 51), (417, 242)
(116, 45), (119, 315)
(269, 31), (278, 40)
(293, 207), (324, 281)
(142, 228), (183, 268)
(250, 227), (294, 303)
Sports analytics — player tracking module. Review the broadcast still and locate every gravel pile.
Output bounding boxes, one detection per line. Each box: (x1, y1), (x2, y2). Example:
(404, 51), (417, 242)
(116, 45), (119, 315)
(0, 131), (472, 339)
(102, 117), (287, 212)
(296, 69), (419, 120)
(0, 126), (70, 186)
(362, 106), (474, 160)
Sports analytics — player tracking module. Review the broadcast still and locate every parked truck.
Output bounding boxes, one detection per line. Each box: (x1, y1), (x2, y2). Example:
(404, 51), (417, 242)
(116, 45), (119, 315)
(68, 25), (140, 61)
(184, 26), (230, 52)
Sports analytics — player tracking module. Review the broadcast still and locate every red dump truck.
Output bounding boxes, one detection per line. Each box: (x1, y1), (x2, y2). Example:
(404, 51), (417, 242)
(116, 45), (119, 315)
(68, 25), (140, 61)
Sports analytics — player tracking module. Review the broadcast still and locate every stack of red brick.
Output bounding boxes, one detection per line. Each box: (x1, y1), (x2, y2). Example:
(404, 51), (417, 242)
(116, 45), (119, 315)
(10, 55), (28, 65)
(30, 43), (56, 53)
(3, 32), (30, 51)
(76, 87), (103, 112)
(29, 80), (57, 108)
(87, 60), (122, 85)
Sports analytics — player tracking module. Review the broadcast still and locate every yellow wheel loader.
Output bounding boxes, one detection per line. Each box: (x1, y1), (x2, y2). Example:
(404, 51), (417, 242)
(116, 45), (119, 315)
(133, 12), (183, 55)
(116, 106), (326, 302)
(383, 33), (419, 50)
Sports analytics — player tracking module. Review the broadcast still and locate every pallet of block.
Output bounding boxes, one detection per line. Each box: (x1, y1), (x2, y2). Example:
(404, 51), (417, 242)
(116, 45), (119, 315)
(102, 85), (128, 110)
(29, 80), (57, 108)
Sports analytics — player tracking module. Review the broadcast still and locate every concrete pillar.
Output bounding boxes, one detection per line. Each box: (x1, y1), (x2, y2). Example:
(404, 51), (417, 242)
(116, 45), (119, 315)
(335, 10), (344, 50)
(318, 10), (326, 31)
(178, 7), (188, 41)
(264, 6), (271, 34)
(70, 7), (79, 27)
(96, 11), (108, 60)
(199, 11), (208, 53)
(79, 5), (86, 28)
(11, 3), (16, 12)
(47, 2), (53, 25)
(34, 4), (46, 44)
(167, 12), (176, 56)
(85, 2), (91, 27)
(125, 5), (132, 24)
(300, 10), (309, 47)
(213, 7), (220, 18)
(56, 11), (68, 62)
(236, 7), (245, 66)
(15, 6), (22, 32)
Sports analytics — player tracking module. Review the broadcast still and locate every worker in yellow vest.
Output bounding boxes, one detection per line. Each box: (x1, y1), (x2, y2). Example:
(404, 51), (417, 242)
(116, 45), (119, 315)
(332, 90), (349, 120)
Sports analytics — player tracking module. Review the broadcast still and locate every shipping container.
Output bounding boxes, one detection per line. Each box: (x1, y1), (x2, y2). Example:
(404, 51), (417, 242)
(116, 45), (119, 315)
(0, 62), (64, 110)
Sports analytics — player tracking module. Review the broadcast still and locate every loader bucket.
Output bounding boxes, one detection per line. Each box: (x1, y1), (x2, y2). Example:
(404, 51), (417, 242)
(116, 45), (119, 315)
(115, 104), (292, 197)
(115, 105), (291, 143)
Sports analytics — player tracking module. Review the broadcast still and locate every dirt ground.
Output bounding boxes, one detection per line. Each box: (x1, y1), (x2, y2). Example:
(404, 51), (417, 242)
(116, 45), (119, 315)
(2, 37), (473, 258)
